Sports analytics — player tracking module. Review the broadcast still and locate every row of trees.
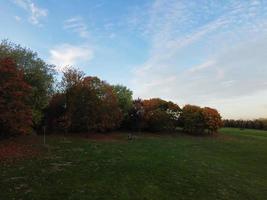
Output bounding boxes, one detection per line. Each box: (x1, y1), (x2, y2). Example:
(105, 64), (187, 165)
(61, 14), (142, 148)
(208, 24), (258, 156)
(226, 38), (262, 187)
(0, 40), (223, 138)
(223, 119), (267, 130)
(46, 68), (223, 135)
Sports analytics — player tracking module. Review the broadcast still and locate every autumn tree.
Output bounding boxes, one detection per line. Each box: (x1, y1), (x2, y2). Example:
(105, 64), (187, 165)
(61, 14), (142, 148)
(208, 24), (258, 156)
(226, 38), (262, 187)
(0, 40), (55, 128)
(202, 107), (223, 134)
(0, 58), (32, 138)
(142, 98), (181, 132)
(181, 105), (223, 134)
(71, 76), (122, 132)
(50, 68), (123, 133)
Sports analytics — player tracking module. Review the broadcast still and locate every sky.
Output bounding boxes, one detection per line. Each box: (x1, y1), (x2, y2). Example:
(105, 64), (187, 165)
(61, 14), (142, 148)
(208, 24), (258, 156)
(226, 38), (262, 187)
(1, 0), (267, 119)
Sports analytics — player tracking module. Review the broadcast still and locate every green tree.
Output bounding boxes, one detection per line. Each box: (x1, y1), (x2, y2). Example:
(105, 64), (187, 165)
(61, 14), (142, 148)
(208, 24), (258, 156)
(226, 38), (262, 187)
(112, 85), (133, 116)
(181, 105), (204, 134)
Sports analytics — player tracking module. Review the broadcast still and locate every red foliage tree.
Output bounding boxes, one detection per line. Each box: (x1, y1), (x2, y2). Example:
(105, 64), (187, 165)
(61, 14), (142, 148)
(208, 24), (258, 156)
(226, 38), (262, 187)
(0, 58), (32, 137)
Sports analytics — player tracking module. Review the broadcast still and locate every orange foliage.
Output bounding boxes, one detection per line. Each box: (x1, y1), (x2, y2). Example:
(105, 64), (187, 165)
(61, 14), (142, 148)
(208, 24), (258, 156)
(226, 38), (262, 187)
(181, 105), (222, 134)
(142, 98), (181, 131)
(202, 107), (223, 133)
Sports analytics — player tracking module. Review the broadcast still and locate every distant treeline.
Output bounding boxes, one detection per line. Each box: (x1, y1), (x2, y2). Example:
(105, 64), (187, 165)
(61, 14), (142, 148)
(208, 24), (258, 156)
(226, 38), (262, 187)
(223, 119), (267, 130)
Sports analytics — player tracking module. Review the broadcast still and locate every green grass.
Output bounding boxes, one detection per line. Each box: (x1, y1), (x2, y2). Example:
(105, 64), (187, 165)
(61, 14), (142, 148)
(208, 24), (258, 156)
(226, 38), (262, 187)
(1, 128), (267, 200)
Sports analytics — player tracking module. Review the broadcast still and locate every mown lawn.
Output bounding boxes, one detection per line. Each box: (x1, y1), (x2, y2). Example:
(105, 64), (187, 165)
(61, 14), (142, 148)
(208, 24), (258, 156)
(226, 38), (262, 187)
(1, 128), (267, 200)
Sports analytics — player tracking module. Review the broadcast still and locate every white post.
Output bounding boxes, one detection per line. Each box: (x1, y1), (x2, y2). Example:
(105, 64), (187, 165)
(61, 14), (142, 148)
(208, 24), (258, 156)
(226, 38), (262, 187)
(43, 126), (46, 145)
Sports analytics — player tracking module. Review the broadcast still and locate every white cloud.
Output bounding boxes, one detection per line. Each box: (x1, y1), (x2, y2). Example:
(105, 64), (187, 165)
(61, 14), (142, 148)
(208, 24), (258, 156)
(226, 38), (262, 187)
(133, 35), (267, 104)
(13, 0), (48, 26)
(64, 17), (90, 39)
(28, 2), (47, 25)
(49, 44), (94, 71)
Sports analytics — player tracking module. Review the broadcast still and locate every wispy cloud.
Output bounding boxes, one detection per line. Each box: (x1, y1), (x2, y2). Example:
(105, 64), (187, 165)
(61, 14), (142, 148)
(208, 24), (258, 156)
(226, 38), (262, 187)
(130, 0), (267, 119)
(13, 0), (48, 26)
(49, 44), (94, 71)
(64, 16), (90, 39)
(188, 60), (215, 73)
(14, 15), (21, 22)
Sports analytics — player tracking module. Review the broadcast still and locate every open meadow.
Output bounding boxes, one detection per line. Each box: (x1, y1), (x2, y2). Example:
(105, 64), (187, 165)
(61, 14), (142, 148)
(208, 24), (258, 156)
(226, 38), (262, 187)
(1, 1), (267, 199)
(1, 128), (267, 200)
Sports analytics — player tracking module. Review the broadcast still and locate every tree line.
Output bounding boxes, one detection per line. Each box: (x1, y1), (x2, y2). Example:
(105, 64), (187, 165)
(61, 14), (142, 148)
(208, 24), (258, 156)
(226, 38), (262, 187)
(223, 119), (267, 130)
(0, 41), (224, 138)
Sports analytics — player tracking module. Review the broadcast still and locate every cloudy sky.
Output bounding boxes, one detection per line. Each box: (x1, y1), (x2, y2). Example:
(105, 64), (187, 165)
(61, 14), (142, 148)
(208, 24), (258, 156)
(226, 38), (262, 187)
(1, 0), (267, 119)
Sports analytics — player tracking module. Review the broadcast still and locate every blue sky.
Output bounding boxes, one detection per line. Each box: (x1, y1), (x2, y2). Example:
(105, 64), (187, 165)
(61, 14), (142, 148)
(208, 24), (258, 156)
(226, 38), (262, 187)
(1, 0), (267, 119)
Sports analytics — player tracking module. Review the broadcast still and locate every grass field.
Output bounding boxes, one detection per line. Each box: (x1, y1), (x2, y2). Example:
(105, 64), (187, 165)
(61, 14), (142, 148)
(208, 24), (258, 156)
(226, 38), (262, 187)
(1, 128), (267, 200)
